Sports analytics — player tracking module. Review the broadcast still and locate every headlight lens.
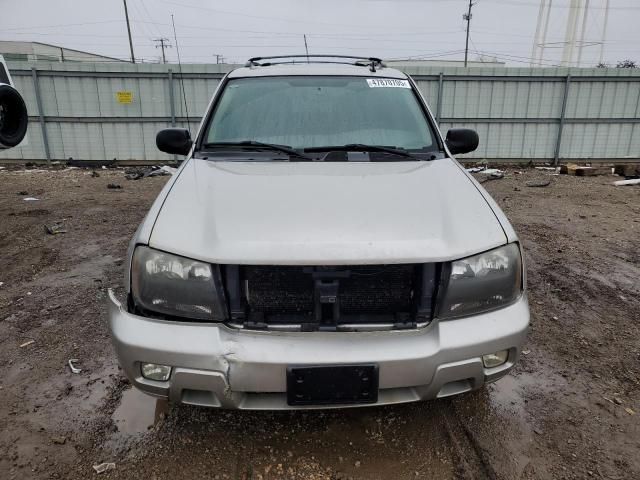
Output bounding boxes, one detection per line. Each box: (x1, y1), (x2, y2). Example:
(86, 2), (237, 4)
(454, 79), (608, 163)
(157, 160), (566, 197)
(438, 243), (522, 319)
(131, 246), (226, 321)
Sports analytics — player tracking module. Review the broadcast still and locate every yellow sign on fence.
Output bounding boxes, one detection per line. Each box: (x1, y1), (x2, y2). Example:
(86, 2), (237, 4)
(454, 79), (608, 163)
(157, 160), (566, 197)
(116, 91), (134, 104)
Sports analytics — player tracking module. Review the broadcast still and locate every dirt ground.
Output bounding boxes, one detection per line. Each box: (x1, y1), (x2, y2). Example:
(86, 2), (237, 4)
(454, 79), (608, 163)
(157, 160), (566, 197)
(0, 164), (638, 480)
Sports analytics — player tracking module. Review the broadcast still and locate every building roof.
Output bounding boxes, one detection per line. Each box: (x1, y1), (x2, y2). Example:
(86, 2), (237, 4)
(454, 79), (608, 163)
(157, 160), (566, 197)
(0, 40), (125, 62)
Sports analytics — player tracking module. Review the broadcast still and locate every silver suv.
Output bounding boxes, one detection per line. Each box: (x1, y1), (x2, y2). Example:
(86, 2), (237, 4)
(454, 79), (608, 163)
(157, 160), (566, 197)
(108, 56), (529, 409)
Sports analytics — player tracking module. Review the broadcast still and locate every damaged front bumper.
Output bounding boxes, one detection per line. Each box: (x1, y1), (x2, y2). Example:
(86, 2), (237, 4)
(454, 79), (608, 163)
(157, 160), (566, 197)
(107, 290), (529, 410)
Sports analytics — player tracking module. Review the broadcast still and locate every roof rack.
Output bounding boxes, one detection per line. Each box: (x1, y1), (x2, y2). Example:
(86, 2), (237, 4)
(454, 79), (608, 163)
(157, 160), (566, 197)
(245, 55), (385, 72)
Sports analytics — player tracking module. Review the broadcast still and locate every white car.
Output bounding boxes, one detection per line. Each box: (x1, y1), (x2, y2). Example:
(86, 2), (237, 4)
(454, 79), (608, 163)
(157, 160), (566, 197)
(108, 55), (529, 409)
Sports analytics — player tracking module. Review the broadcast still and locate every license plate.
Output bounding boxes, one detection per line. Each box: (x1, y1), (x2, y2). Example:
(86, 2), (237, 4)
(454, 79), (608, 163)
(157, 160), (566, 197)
(287, 365), (379, 406)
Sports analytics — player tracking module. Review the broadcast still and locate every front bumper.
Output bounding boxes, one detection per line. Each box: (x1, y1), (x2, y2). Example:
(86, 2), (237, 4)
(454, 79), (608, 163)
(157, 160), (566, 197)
(108, 291), (529, 409)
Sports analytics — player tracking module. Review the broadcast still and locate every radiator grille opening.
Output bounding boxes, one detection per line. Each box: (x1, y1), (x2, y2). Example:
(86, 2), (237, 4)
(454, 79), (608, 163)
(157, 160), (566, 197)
(224, 264), (437, 331)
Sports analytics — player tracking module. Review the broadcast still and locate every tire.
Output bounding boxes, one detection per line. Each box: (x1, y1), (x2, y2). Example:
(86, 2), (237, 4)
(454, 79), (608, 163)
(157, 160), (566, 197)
(0, 83), (28, 149)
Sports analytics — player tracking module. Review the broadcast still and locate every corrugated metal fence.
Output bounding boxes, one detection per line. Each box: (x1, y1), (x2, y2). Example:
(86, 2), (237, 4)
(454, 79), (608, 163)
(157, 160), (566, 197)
(1, 61), (639, 163)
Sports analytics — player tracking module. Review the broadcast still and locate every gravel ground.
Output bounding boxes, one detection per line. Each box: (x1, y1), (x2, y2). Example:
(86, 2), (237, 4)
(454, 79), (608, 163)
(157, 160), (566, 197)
(0, 165), (638, 480)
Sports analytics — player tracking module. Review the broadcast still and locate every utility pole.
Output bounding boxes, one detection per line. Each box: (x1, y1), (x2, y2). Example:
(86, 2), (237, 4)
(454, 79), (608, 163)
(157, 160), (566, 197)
(577, 0), (590, 67)
(599, 0), (610, 64)
(463, 0), (474, 67)
(154, 38), (171, 63)
(304, 34), (309, 62)
(122, 0), (135, 63)
(561, 0), (581, 66)
(213, 54), (225, 64)
(537, 0), (553, 64)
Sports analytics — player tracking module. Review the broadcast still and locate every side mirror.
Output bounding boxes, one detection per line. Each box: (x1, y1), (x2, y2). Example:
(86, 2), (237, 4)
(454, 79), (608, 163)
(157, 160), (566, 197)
(0, 83), (28, 150)
(445, 128), (479, 155)
(156, 128), (193, 156)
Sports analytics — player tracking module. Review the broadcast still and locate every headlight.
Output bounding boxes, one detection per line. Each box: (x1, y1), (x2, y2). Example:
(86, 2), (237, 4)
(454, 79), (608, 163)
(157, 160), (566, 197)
(131, 246), (226, 321)
(438, 243), (522, 319)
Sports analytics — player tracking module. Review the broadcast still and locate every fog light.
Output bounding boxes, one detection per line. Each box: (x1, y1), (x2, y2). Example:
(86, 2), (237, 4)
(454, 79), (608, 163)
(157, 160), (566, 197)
(141, 363), (172, 381)
(482, 350), (509, 368)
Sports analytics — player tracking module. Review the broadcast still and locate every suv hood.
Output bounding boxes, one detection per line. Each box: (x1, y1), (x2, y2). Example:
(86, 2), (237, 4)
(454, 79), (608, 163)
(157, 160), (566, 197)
(149, 158), (507, 264)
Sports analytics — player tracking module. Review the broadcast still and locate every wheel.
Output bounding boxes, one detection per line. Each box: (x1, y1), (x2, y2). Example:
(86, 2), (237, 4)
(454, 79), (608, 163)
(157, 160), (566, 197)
(0, 83), (28, 149)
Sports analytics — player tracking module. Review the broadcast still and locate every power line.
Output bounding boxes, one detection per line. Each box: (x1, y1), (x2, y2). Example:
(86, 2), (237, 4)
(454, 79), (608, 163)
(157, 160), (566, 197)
(138, 0), (163, 38)
(153, 37), (172, 63)
(171, 14), (190, 123)
(129, 0), (153, 40)
(484, 0), (640, 9)
(387, 50), (469, 61)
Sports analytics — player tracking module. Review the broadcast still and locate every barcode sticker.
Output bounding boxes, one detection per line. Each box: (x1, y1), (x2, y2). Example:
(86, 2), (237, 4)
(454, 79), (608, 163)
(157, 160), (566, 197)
(367, 78), (411, 88)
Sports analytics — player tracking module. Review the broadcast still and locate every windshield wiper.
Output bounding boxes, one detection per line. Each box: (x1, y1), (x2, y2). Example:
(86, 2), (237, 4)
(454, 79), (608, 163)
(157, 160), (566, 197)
(304, 144), (421, 160)
(202, 141), (312, 160)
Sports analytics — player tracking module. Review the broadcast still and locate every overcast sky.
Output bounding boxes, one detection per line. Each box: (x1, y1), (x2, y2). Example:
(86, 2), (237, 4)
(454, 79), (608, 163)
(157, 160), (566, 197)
(2, 0), (638, 67)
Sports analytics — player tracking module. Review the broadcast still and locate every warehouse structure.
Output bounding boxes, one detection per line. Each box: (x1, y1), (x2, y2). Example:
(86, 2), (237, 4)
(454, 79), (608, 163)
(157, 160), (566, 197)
(0, 41), (125, 63)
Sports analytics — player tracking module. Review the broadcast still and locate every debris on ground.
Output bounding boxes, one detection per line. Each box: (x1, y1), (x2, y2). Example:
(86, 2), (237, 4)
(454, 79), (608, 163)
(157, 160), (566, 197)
(124, 165), (177, 180)
(559, 163), (577, 175)
(67, 159), (115, 168)
(625, 408), (636, 415)
(613, 164), (640, 177)
(480, 168), (505, 178)
(23, 197), (40, 201)
(525, 179), (552, 187)
(19, 340), (35, 348)
(480, 176), (504, 184)
(160, 165), (177, 174)
(18, 190), (28, 195)
(468, 167), (506, 183)
(560, 164), (612, 176)
(576, 166), (611, 176)
(535, 166), (558, 172)
(51, 436), (66, 445)
(68, 359), (82, 374)
(90, 171), (100, 178)
(613, 178), (640, 186)
(466, 166), (505, 179)
(92, 463), (116, 474)
(124, 170), (144, 180)
(107, 183), (122, 190)
(44, 222), (67, 235)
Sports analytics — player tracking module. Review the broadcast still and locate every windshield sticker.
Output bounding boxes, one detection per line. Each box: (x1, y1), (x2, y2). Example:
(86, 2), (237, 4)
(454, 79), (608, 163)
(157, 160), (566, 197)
(366, 78), (411, 89)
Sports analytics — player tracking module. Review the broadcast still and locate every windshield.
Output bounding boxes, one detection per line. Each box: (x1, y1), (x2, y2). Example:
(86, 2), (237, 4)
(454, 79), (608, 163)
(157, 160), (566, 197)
(202, 76), (438, 152)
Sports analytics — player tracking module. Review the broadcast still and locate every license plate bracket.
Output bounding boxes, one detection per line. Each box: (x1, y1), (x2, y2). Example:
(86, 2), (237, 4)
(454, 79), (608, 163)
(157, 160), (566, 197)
(287, 365), (379, 406)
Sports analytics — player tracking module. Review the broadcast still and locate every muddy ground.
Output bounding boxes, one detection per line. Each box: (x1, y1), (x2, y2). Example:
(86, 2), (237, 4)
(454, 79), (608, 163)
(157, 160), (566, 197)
(0, 165), (638, 480)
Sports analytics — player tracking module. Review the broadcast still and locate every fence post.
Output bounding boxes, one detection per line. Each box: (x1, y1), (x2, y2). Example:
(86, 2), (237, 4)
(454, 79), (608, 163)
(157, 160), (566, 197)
(554, 74), (571, 166)
(436, 72), (444, 123)
(31, 67), (51, 163)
